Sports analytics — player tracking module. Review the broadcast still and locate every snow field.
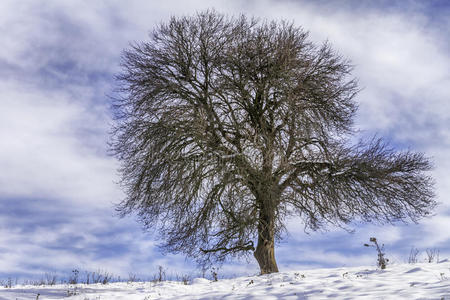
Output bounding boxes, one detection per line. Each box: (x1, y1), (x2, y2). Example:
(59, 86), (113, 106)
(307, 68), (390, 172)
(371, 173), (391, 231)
(1, 262), (449, 299)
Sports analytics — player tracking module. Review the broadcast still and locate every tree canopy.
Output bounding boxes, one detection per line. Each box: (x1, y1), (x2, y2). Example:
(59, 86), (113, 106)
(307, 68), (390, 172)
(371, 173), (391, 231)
(111, 10), (435, 274)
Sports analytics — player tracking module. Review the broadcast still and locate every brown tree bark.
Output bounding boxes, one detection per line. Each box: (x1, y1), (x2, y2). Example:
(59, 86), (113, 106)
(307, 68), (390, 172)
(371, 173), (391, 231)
(254, 208), (279, 274)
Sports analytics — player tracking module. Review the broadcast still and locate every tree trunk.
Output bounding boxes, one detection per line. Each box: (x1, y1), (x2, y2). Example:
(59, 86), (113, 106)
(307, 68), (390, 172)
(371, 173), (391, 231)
(254, 210), (279, 274)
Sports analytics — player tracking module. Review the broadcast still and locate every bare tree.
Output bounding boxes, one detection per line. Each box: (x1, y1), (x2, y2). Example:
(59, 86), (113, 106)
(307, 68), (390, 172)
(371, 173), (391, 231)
(111, 10), (436, 274)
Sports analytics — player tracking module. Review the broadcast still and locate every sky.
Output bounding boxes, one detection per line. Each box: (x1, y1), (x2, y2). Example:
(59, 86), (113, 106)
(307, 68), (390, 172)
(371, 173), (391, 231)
(0, 0), (449, 280)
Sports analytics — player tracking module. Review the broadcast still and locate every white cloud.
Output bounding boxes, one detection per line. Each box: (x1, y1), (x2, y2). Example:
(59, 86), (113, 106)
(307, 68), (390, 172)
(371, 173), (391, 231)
(0, 80), (118, 208)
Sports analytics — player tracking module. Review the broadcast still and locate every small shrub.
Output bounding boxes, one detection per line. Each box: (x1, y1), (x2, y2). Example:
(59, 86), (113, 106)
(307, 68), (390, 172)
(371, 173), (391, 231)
(102, 272), (112, 284)
(181, 274), (190, 285)
(364, 237), (389, 269)
(174, 273), (191, 285)
(151, 266), (166, 283)
(210, 267), (218, 282)
(91, 271), (101, 284)
(158, 265), (166, 282)
(88, 270), (113, 284)
(128, 273), (138, 283)
(44, 273), (57, 285)
(1, 278), (13, 288)
(84, 271), (91, 284)
(426, 248), (439, 263)
(408, 247), (420, 264)
(69, 269), (79, 285)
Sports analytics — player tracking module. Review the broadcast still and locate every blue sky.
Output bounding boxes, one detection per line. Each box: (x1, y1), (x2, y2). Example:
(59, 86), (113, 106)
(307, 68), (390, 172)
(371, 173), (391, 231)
(0, 0), (449, 280)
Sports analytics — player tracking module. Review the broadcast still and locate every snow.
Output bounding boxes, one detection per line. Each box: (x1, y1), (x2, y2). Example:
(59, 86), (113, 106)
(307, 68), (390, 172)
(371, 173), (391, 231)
(1, 262), (450, 299)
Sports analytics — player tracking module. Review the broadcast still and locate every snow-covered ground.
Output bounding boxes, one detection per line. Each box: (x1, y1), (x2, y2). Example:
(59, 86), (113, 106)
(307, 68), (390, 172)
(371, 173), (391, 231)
(1, 262), (450, 299)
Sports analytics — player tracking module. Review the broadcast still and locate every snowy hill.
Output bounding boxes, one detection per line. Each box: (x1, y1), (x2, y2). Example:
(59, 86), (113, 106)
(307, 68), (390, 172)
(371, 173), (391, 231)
(1, 262), (450, 299)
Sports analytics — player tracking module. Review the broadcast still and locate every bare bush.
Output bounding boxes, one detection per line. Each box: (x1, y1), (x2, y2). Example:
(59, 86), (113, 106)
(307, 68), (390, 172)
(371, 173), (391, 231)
(45, 273), (57, 285)
(408, 247), (420, 264)
(210, 267), (218, 282)
(69, 269), (79, 285)
(426, 248), (439, 263)
(128, 273), (139, 283)
(88, 270), (113, 284)
(175, 274), (191, 285)
(157, 266), (166, 282)
(364, 237), (389, 269)
(1, 278), (13, 288)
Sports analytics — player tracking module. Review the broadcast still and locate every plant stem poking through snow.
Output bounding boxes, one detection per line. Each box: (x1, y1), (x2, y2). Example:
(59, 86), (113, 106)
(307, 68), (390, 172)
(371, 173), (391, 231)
(364, 237), (389, 269)
(426, 248), (439, 263)
(408, 247), (420, 264)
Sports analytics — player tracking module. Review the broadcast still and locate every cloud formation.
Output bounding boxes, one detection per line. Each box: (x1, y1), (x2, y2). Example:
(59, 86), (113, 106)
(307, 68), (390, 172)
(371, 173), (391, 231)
(0, 0), (448, 279)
